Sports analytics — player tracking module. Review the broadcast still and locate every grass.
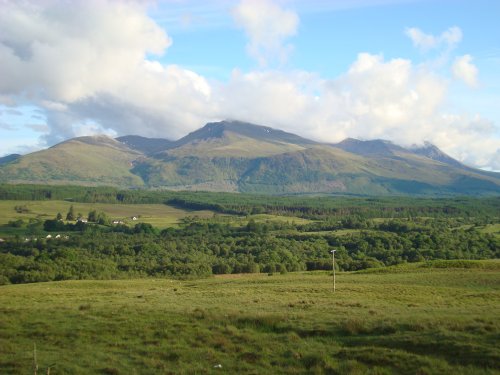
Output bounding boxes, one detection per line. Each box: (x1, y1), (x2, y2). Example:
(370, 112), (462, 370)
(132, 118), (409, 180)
(248, 213), (314, 225)
(479, 223), (500, 237)
(0, 200), (216, 230)
(0, 263), (499, 374)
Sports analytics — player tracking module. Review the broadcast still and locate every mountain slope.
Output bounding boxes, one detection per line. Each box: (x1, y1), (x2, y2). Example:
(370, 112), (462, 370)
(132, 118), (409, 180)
(334, 138), (407, 156)
(0, 121), (498, 196)
(0, 154), (21, 165)
(116, 135), (174, 155)
(0, 135), (144, 186)
(410, 142), (464, 168)
(175, 120), (317, 148)
(158, 120), (316, 158)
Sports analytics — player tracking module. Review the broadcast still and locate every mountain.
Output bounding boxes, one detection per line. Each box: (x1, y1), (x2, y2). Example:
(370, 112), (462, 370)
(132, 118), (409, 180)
(156, 120), (317, 158)
(0, 135), (144, 186)
(116, 135), (174, 155)
(0, 154), (21, 165)
(410, 142), (464, 168)
(334, 138), (406, 156)
(0, 121), (499, 196)
(175, 121), (317, 148)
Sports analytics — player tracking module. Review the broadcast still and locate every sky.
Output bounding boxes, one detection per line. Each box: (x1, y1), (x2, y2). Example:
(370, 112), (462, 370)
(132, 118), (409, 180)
(0, 0), (499, 170)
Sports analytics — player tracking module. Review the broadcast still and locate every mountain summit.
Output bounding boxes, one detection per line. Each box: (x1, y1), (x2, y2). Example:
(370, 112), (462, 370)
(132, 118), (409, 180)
(176, 120), (317, 146)
(1, 121), (499, 195)
(154, 120), (317, 158)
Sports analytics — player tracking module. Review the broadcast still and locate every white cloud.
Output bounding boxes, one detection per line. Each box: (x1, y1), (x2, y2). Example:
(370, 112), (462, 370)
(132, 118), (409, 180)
(217, 53), (499, 170)
(452, 55), (479, 87)
(0, 0), (214, 144)
(232, 0), (299, 66)
(487, 149), (500, 171)
(0, 2), (498, 170)
(405, 26), (462, 52)
(0, 0), (171, 102)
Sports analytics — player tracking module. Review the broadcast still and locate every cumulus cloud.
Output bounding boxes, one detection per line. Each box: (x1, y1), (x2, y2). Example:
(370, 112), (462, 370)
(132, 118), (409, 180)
(0, 0), (214, 144)
(405, 26), (462, 52)
(0, 2), (498, 170)
(232, 0), (299, 66)
(0, 0), (171, 102)
(452, 54), (479, 87)
(217, 53), (499, 170)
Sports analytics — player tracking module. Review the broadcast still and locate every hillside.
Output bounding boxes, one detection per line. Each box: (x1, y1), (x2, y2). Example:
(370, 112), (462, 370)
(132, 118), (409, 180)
(0, 120), (499, 195)
(116, 135), (174, 155)
(0, 135), (144, 187)
(0, 154), (21, 165)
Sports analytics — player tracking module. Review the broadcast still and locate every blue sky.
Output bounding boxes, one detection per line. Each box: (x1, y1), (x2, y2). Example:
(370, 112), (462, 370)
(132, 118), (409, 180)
(0, 0), (499, 170)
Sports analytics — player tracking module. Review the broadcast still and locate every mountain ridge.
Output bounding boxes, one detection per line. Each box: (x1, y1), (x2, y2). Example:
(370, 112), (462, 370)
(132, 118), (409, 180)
(0, 120), (498, 196)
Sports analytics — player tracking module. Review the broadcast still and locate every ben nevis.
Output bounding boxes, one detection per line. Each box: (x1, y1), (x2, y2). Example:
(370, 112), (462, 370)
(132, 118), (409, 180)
(0, 120), (499, 196)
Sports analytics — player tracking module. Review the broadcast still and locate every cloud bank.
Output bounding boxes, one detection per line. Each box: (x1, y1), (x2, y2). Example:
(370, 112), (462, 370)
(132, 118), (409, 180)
(0, 0), (498, 170)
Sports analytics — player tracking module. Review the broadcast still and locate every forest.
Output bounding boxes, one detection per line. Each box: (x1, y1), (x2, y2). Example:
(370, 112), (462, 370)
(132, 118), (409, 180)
(0, 185), (498, 284)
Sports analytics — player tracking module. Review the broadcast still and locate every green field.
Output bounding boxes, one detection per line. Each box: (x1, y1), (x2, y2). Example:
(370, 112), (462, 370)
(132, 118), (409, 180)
(1, 262), (498, 374)
(480, 224), (500, 237)
(0, 200), (216, 229)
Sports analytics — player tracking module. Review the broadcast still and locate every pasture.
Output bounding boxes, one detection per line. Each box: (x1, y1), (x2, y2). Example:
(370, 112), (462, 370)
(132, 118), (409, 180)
(0, 200), (215, 229)
(0, 262), (498, 374)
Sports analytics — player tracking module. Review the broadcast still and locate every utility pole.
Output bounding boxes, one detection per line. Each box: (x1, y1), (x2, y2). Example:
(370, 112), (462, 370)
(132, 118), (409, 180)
(330, 249), (336, 292)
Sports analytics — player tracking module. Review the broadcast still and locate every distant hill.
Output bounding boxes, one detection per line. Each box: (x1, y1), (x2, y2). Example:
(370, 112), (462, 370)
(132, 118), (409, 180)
(0, 154), (21, 165)
(1, 120), (499, 196)
(116, 135), (174, 155)
(0, 135), (144, 187)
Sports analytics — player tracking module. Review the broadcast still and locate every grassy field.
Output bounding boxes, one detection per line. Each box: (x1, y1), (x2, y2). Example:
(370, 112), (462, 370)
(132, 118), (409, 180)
(0, 262), (498, 374)
(0, 201), (317, 234)
(0, 200), (216, 229)
(479, 223), (500, 237)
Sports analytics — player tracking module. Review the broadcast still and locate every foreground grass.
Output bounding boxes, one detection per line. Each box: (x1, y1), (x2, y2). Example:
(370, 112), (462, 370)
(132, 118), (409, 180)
(0, 264), (499, 374)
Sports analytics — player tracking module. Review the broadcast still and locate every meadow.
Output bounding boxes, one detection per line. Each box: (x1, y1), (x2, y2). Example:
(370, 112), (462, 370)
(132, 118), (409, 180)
(0, 200), (217, 233)
(0, 200), (313, 233)
(0, 262), (498, 374)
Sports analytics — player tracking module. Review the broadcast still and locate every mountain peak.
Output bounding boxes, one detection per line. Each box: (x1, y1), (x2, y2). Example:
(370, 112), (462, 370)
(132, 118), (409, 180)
(54, 134), (139, 154)
(175, 120), (317, 147)
(64, 134), (116, 145)
(410, 142), (463, 167)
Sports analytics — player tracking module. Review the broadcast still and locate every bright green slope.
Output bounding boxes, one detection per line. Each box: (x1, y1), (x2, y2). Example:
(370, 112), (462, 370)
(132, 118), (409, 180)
(0, 262), (498, 374)
(0, 136), (144, 187)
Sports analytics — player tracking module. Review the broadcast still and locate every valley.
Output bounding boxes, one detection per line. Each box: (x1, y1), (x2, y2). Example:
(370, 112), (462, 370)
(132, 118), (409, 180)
(0, 185), (498, 373)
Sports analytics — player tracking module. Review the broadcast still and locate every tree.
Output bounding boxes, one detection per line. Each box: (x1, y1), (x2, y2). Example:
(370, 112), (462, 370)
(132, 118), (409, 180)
(97, 212), (109, 225)
(66, 205), (75, 221)
(56, 212), (63, 221)
(88, 210), (97, 222)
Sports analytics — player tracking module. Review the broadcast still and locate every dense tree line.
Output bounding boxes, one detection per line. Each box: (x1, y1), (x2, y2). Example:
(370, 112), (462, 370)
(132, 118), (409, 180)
(1, 184), (499, 219)
(0, 216), (498, 285)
